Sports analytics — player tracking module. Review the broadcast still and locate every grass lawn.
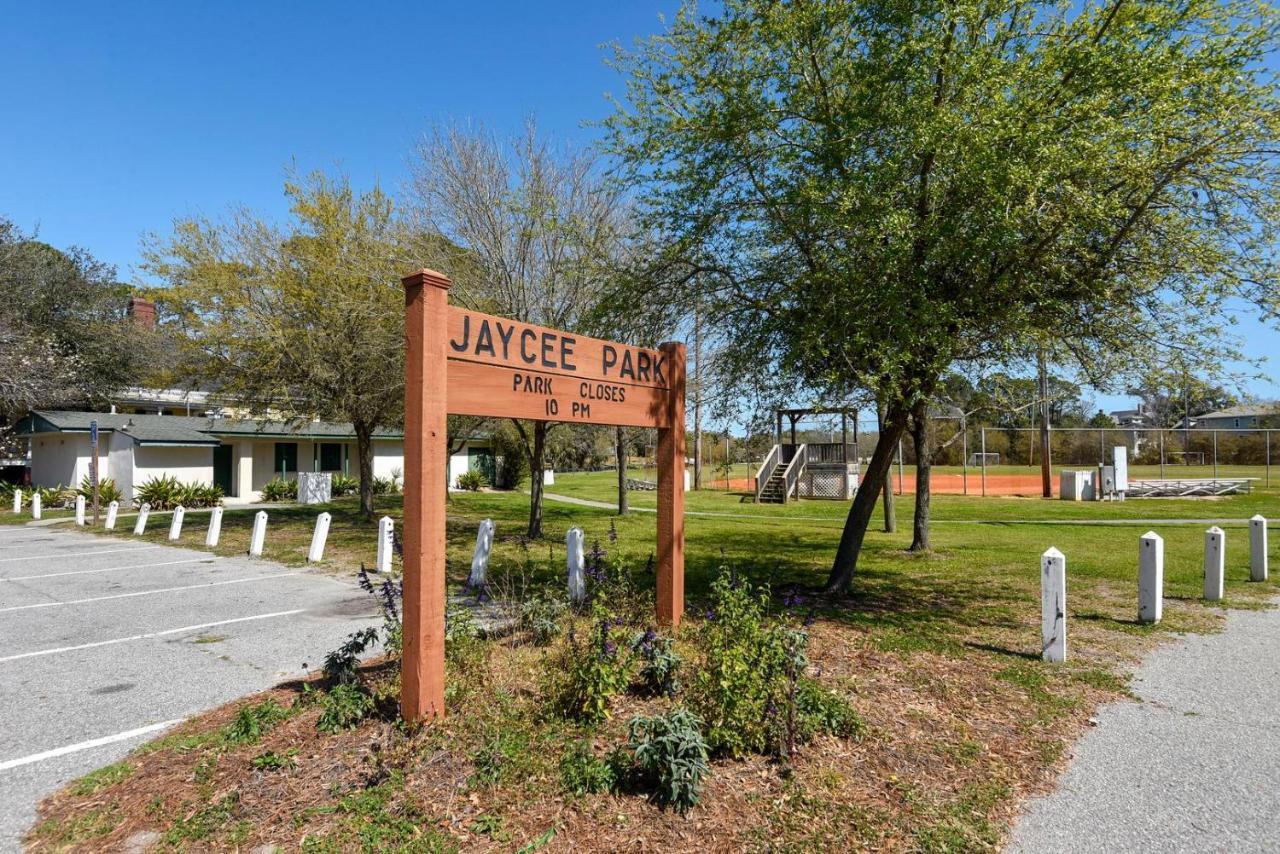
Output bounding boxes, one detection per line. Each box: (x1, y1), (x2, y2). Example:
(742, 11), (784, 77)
(22, 474), (1280, 852)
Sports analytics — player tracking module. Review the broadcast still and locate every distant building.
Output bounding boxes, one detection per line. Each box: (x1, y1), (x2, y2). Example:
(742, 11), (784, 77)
(1176, 404), (1280, 432)
(1109, 408), (1149, 428)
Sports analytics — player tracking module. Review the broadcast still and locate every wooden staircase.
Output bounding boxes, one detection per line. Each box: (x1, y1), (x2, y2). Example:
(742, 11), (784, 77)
(757, 469), (788, 503)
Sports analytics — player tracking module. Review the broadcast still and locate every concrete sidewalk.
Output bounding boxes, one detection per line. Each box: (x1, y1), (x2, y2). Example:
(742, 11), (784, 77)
(1007, 599), (1280, 853)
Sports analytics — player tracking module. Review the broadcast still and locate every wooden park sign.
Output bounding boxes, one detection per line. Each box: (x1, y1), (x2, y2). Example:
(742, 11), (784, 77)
(401, 269), (686, 721)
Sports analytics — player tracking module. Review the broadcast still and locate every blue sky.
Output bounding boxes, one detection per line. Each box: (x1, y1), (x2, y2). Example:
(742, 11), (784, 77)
(2, 1), (1275, 415)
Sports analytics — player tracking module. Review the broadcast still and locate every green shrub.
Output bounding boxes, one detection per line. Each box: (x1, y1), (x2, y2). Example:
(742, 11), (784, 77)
(77, 475), (123, 505)
(633, 630), (682, 697)
(134, 475), (221, 510)
(547, 609), (632, 723)
(316, 683), (376, 733)
(330, 473), (358, 496)
(455, 469), (486, 491)
(259, 477), (297, 502)
(689, 574), (796, 757)
(559, 740), (616, 796)
(520, 594), (566, 646)
(626, 709), (709, 814)
(795, 678), (865, 741)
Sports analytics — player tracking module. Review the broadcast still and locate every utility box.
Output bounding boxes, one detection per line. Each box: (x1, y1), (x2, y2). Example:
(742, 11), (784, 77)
(1060, 469), (1096, 501)
(1113, 446), (1129, 496)
(1096, 465), (1117, 500)
(298, 472), (332, 505)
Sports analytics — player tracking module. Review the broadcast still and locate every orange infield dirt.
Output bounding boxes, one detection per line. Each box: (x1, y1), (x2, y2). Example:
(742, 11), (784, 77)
(715, 473), (1053, 497)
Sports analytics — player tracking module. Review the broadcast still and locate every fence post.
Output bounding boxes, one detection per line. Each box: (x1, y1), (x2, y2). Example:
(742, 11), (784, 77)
(896, 439), (904, 496)
(1250, 515), (1268, 582)
(1041, 547), (1067, 663)
(308, 512), (331, 562)
(206, 506), (223, 547)
(1159, 431), (1165, 480)
(168, 506), (185, 541)
(1203, 526), (1225, 601)
(376, 516), (394, 573)
(75, 494), (85, 526)
(104, 500), (119, 530)
(1139, 531), (1164, 624)
(133, 503), (150, 535)
(249, 510), (268, 557)
(566, 527), (586, 604)
(1267, 431), (1271, 487)
(32, 492), (41, 520)
(980, 428), (987, 497)
(1099, 428), (1105, 464)
(962, 420), (969, 495)
(1212, 430), (1218, 478)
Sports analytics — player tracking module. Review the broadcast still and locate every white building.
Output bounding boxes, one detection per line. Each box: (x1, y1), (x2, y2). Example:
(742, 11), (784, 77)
(16, 411), (495, 503)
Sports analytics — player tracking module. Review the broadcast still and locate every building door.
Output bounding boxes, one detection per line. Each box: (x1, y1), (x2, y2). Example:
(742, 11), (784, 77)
(213, 444), (234, 496)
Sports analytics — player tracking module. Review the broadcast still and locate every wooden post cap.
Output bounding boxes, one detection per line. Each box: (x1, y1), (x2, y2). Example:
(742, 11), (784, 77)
(402, 269), (453, 290)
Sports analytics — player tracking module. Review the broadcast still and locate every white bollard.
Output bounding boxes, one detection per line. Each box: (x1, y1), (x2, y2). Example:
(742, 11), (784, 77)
(31, 492), (41, 520)
(1041, 547), (1067, 663)
(104, 501), (119, 530)
(468, 518), (495, 588)
(1139, 531), (1164, 624)
(544, 468), (555, 486)
(1203, 526), (1225, 601)
(308, 512), (331, 562)
(206, 506), (224, 547)
(376, 516), (394, 573)
(133, 502), (150, 535)
(684, 469), (691, 492)
(13, 488), (22, 513)
(566, 527), (586, 604)
(168, 505), (186, 541)
(1250, 515), (1268, 582)
(75, 494), (86, 526)
(248, 510), (268, 557)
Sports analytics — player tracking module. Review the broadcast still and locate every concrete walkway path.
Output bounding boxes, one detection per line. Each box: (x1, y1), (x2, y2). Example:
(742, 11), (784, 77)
(1007, 600), (1280, 853)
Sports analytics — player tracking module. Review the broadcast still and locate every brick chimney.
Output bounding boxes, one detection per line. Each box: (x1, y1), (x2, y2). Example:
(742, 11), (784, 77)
(127, 296), (157, 328)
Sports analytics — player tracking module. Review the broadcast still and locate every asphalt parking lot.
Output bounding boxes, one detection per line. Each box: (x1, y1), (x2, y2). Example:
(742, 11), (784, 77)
(0, 523), (379, 850)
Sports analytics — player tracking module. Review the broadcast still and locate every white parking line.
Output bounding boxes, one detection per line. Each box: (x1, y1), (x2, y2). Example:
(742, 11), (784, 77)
(0, 720), (185, 772)
(0, 609), (307, 663)
(0, 546), (165, 563)
(0, 573), (301, 613)
(0, 557), (220, 582)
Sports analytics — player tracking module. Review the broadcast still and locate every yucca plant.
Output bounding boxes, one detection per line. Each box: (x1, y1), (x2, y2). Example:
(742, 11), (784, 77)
(135, 475), (182, 510)
(330, 473), (358, 496)
(78, 475), (123, 505)
(260, 477), (297, 502)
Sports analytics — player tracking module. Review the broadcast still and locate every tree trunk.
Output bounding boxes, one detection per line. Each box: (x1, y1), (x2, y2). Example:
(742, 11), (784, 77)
(522, 420), (548, 538)
(910, 399), (931, 552)
(354, 421), (375, 519)
(826, 402), (910, 593)
(878, 403), (896, 533)
(616, 425), (629, 515)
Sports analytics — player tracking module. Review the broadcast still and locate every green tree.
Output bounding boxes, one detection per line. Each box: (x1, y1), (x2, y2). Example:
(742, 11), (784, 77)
(606, 0), (1280, 592)
(142, 171), (409, 517)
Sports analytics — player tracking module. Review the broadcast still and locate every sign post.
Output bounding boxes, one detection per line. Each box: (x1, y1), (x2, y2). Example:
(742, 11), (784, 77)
(401, 269), (686, 721)
(89, 419), (100, 526)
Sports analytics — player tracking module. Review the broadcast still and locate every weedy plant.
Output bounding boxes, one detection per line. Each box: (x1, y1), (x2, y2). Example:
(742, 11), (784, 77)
(559, 739), (617, 796)
(626, 709), (709, 814)
(316, 683), (376, 733)
(632, 629), (682, 697)
(520, 594), (567, 646)
(546, 606), (632, 723)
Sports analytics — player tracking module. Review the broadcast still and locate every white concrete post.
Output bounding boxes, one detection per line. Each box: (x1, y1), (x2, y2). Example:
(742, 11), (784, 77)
(376, 516), (394, 573)
(468, 518), (494, 588)
(205, 506), (223, 547)
(308, 512), (331, 562)
(1250, 515), (1268, 582)
(1139, 531), (1164, 624)
(75, 494), (86, 526)
(104, 501), (119, 530)
(31, 492), (41, 520)
(248, 510), (268, 557)
(1041, 547), (1067, 663)
(683, 469), (691, 492)
(133, 503), (150, 535)
(544, 468), (555, 486)
(11, 489), (20, 513)
(168, 505), (186, 541)
(566, 526), (586, 604)
(1203, 526), (1225, 601)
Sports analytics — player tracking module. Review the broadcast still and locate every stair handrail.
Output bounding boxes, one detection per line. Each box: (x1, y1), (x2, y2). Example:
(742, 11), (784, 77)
(755, 444), (782, 502)
(780, 444), (807, 503)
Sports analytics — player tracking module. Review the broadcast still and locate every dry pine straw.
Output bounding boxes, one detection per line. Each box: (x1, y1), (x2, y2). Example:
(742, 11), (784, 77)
(29, 596), (1203, 854)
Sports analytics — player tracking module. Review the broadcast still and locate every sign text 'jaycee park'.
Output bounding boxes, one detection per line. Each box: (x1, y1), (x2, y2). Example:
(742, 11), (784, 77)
(445, 307), (673, 427)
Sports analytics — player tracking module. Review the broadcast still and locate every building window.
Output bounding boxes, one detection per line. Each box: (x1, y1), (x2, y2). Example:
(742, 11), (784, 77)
(319, 442), (343, 472)
(274, 442), (298, 475)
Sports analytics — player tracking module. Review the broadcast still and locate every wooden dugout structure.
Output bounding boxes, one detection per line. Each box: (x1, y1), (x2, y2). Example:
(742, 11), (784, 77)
(401, 270), (687, 721)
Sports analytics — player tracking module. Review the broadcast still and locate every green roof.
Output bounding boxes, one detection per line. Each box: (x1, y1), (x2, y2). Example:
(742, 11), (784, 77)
(15, 411), (404, 443)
